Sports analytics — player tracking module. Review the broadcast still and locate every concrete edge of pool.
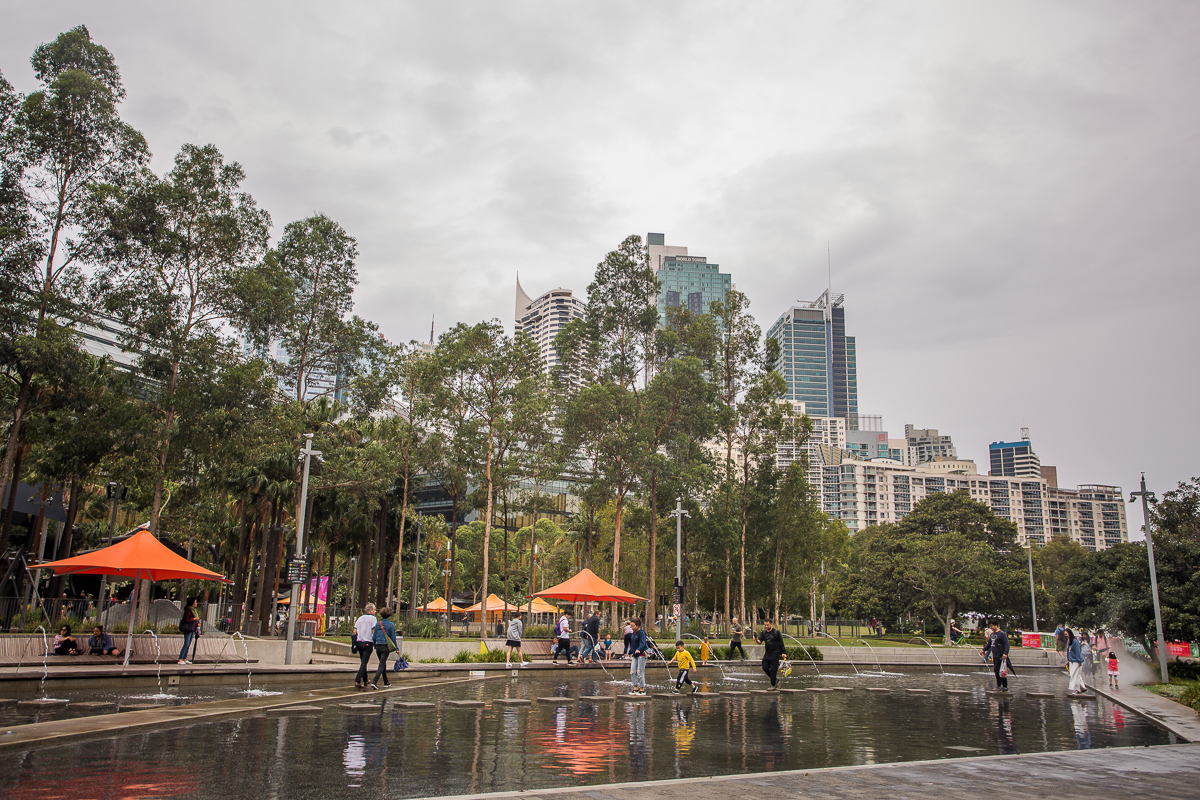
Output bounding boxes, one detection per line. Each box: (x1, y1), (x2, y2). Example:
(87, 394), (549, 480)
(408, 743), (1200, 800)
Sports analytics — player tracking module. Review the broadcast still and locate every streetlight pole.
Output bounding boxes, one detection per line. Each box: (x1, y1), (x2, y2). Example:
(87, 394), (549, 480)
(668, 497), (690, 643)
(285, 434), (321, 666)
(1026, 540), (1039, 633)
(1130, 473), (1168, 684)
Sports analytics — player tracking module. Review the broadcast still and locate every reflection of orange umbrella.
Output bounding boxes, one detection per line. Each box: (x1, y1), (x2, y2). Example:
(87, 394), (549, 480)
(37, 529), (230, 668)
(532, 568), (646, 603)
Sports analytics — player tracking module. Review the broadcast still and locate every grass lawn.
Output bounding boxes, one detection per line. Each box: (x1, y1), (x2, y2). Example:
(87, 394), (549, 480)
(1139, 680), (1199, 714)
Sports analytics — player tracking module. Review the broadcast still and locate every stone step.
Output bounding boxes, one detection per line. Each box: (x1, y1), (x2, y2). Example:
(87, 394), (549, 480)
(946, 690), (971, 695)
(493, 698), (531, 706)
(266, 705), (323, 715)
(339, 703), (379, 712)
(617, 693), (651, 701)
(536, 697), (576, 704)
(443, 700), (484, 708)
(579, 695), (615, 702)
(393, 701), (435, 710)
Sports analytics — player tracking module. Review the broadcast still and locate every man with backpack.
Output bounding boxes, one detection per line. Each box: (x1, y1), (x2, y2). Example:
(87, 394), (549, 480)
(553, 612), (573, 665)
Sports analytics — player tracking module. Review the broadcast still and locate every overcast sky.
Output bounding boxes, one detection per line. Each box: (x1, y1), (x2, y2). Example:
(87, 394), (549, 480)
(4, 2), (1197, 538)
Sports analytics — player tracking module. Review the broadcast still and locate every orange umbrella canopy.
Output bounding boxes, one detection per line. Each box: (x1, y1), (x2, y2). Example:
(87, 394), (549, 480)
(37, 529), (230, 583)
(532, 568), (646, 604)
(463, 594), (521, 616)
(417, 597), (463, 612)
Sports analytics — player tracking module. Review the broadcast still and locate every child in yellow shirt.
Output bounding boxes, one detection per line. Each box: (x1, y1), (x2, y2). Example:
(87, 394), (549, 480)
(669, 641), (698, 694)
(700, 637), (712, 665)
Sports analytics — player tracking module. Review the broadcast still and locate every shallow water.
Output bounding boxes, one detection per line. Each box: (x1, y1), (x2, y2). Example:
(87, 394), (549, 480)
(0, 669), (1172, 799)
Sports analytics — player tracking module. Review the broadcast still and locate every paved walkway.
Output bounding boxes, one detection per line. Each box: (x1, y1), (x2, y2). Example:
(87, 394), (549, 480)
(1091, 682), (1200, 741)
(425, 744), (1200, 800)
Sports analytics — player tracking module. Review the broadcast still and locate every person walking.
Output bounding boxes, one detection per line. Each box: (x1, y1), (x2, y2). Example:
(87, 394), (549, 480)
(353, 603), (378, 690)
(553, 612), (573, 664)
(1054, 623), (1068, 666)
(581, 610), (601, 664)
(981, 619), (1011, 692)
(177, 597), (199, 665)
(505, 611), (525, 668)
(1079, 632), (1094, 679)
(729, 617), (746, 661)
(1066, 628), (1087, 694)
(1107, 651), (1120, 690)
(628, 618), (649, 694)
(755, 618), (785, 690)
(623, 619), (634, 658)
(370, 607), (398, 689)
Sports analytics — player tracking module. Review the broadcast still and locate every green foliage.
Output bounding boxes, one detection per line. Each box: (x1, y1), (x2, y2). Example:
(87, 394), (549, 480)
(397, 618), (442, 639)
(1169, 661), (1200, 682)
(450, 649), (475, 663)
(1179, 681), (1200, 713)
(784, 645), (823, 662)
(417, 657), (445, 663)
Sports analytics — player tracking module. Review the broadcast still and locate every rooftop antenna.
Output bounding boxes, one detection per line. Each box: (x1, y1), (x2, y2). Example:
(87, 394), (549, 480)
(826, 242), (833, 322)
(430, 315), (434, 345)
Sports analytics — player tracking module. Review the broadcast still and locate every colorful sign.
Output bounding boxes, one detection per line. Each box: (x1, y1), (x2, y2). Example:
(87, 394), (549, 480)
(301, 576), (329, 614)
(1166, 642), (1192, 658)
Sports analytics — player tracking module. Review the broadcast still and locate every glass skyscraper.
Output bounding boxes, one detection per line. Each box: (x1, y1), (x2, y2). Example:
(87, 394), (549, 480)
(766, 291), (858, 419)
(648, 233), (732, 327)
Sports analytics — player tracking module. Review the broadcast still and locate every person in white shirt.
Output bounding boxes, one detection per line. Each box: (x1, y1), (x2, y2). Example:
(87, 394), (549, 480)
(354, 603), (378, 690)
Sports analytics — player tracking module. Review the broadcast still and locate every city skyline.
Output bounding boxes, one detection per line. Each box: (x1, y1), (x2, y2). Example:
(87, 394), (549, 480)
(3, 3), (1195, 538)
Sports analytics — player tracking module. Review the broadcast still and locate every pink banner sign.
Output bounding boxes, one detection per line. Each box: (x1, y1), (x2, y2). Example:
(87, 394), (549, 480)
(1167, 642), (1192, 658)
(304, 576), (328, 613)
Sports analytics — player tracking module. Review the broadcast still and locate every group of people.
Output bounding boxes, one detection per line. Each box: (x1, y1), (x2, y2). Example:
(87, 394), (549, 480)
(352, 603), (401, 690)
(1053, 624), (1120, 692)
(49, 624), (121, 657)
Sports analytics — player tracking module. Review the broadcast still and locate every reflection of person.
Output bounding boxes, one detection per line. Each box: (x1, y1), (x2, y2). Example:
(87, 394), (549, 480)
(628, 618), (649, 694)
(669, 641), (697, 694)
(504, 612), (524, 668)
(981, 619), (1010, 691)
(88, 625), (120, 656)
(178, 596), (199, 664)
(353, 603), (378, 690)
(52, 625), (81, 655)
(755, 619), (785, 690)
(729, 618), (746, 660)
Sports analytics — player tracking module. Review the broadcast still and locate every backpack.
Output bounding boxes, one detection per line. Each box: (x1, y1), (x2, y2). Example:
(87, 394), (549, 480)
(179, 612), (197, 634)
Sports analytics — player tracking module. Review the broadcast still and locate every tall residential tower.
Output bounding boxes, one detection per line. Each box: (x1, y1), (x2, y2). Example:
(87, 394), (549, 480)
(515, 277), (587, 381)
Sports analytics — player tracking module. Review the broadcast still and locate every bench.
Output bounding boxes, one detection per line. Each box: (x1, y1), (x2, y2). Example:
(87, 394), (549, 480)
(520, 640), (555, 661)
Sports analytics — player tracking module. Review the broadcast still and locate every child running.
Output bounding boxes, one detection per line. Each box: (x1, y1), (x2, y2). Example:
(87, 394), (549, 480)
(1107, 651), (1119, 689)
(669, 641), (698, 694)
(699, 637), (712, 666)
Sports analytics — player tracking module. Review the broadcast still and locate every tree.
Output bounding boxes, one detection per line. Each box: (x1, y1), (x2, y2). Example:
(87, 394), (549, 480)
(0, 27), (148, 525)
(556, 235), (659, 614)
(92, 142), (270, 534)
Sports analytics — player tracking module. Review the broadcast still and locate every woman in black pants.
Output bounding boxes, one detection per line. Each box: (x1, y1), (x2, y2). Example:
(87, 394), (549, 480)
(353, 603), (378, 690)
(371, 608), (398, 689)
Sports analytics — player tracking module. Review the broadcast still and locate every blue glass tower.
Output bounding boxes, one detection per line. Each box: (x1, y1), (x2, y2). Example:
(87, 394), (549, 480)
(648, 233), (732, 327)
(766, 292), (857, 419)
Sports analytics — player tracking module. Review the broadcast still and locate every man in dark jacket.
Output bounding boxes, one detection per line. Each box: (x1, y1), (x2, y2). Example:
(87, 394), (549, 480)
(982, 619), (1011, 691)
(581, 611), (601, 663)
(755, 619), (786, 689)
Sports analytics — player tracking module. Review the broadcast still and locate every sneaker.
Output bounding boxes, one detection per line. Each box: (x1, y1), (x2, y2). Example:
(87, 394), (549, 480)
(520, 662), (527, 668)
(691, 684), (699, 694)
(505, 662), (511, 668)
(671, 688), (680, 694)
(369, 683), (378, 690)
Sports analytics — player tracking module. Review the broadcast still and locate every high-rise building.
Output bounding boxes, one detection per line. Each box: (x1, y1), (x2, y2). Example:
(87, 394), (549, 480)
(647, 233), (732, 327)
(766, 291), (857, 419)
(989, 429), (1042, 477)
(905, 425), (958, 465)
(515, 277), (586, 381)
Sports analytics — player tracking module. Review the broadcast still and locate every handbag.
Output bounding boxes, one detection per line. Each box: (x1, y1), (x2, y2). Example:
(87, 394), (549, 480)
(349, 632), (359, 654)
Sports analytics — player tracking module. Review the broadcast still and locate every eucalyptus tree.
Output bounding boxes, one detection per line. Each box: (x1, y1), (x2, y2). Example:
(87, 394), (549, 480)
(556, 235), (659, 604)
(0, 27), (148, 522)
(91, 142), (270, 534)
(423, 321), (541, 629)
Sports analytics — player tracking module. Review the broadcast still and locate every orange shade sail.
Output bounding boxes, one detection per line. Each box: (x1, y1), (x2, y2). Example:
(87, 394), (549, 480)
(463, 594), (521, 618)
(532, 568), (646, 604)
(36, 529), (230, 583)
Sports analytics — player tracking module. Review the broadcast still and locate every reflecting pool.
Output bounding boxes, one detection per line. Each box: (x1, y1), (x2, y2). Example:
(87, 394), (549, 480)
(0, 669), (1173, 799)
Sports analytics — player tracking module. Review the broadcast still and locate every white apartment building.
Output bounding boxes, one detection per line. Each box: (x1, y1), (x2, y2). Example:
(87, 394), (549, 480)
(515, 278), (587, 384)
(905, 424), (958, 465)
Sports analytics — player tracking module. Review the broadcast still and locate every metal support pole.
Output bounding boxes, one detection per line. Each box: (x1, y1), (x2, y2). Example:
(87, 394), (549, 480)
(669, 497), (689, 643)
(98, 484), (123, 625)
(1027, 541), (1038, 633)
(285, 434), (319, 665)
(1131, 473), (1168, 683)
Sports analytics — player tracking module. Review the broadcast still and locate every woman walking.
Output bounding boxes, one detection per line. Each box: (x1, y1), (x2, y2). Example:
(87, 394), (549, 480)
(628, 618), (649, 694)
(370, 608), (398, 689)
(1066, 628), (1087, 694)
(177, 597), (199, 665)
(622, 619), (633, 658)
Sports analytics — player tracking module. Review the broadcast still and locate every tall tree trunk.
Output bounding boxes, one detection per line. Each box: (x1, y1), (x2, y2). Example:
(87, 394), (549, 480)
(374, 500), (388, 605)
(231, 509), (251, 631)
(323, 541), (336, 632)
(0, 371), (33, 553)
(48, 475), (81, 600)
(526, 494), (539, 613)
(251, 507), (272, 630)
(480, 433), (495, 637)
(446, 495), (459, 638)
(502, 489), (509, 617)
(0, 440), (29, 554)
(647, 476), (658, 631)
(724, 549), (730, 631)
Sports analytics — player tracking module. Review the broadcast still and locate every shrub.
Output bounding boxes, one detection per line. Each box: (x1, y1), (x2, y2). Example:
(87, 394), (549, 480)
(1169, 661), (1200, 682)
(451, 649), (475, 663)
(399, 618), (442, 639)
(1179, 681), (1200, 713)
(418, 657), (445, 663)
(525, 625), (550, 639)
(785, 645), (822, 662)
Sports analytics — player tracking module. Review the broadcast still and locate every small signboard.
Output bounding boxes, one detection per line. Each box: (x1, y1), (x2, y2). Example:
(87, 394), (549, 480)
(286, 558), (308, 584)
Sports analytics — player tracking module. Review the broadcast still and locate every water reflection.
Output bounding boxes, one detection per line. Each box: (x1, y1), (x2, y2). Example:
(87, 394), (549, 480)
(0, 671), (1173, 800)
